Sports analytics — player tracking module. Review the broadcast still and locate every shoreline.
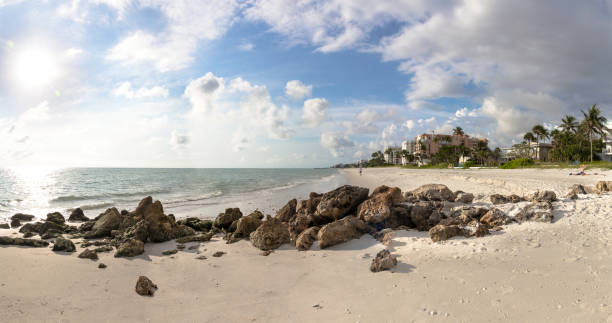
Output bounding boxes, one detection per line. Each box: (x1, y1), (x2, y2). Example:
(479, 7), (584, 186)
(1, 168), (611, 322)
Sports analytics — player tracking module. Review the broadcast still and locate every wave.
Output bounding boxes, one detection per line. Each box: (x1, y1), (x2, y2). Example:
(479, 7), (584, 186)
(77, 202), (116, 211)
(50, 189), (172, 203)
(163, 191), (224, 205)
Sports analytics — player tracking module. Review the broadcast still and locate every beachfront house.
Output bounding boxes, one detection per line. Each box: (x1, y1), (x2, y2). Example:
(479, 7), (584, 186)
(601, 137), (612, 162)
(415, 133), (487, 157)
(383, 146), (403, 165)
(502, 142), (552, 162)
(401, 141), (416, 165)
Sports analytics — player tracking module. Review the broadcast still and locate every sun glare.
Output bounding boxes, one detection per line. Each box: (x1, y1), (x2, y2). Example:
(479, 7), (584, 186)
(12, 48), (58, 89)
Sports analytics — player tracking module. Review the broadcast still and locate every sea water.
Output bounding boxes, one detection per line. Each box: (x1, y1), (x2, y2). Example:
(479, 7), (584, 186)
(0, 168), (345, 222)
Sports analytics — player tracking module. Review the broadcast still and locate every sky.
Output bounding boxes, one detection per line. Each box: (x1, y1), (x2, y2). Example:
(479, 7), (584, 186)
(0, 0), (611, 168)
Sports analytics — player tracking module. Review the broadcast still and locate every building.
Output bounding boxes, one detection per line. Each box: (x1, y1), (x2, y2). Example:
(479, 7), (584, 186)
(601, 137), (612, 162)
(501, 142), (552, 162)
(401, 141), (416, 165)
(414, 133), (487, 157)
(383, 146), (403, 165)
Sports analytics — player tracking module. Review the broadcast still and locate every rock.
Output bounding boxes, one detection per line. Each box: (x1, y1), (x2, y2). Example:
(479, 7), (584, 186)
(98, 263), (107, 269)
(508, 194), (524, 203)
(527, 190), (557, 203)
(85, 208), (123, 239)
(68, 208), (89, 222)
(288, 213), (314, 241)
(176, 217), (213, 232)
(260, 250), (273, 256)
(295, 226), (319, 251)
(78, 249), (98, 260)
(480, 209), (513, 227)
(317, 216), (370, 249)
(135, 276), (157, 296)
(0, 236), (49, 247)
(162, 249), (177, 255)
(410, 184), (454, 201)
(11, 213), (35, 222)
(596, 181), (612, 193)
(195, 255), (208, 260)
(176, 233), (214, 243)
(314, 185), (369, 222)
(515, 202), (553, 223)
(214, 208), (243, 230)
(470, 222), (490, 237)
(490, 194), (509, 205)
(370, 249), (397, 272)
(429, 225), (467, 242)
(373, 228), (394, 246)
(0, 223), (9, 229)
(276, 199), (297, 223)
(41, 229), (63, 239)
(114, 239), (145, 257)
(454, 192), (474, 204)
(94, 246), (114, 253)
(52, 237), (76, 252)
(10, 218), (21, 228)
(133, 197), (195, 242)
(233, 212), (263, 239)
(176, 244), (185, 250)
(46, 212), (65, 225)
(212, 251), (225, 257)
(409, 201), (443, 231)
(357, 186), (402, 228)
(250, 216), (290, 251)
(78, 220), (96, 233)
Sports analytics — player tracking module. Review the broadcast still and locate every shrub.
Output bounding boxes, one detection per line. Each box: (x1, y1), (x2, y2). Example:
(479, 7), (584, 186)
(462, 161), (477, 168)
(500, 158), (535, 169)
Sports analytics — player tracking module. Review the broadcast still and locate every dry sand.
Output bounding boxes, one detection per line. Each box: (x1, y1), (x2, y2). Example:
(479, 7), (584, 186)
(1, 167), (611, 322)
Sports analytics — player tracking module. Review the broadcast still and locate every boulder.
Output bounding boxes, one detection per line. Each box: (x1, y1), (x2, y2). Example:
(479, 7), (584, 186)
(409, 201), (442, 231)
(370, 249), (397, 272)
(212, 251), (225, 257)
(162, 249), (177, 255)
(515, 202), (553, 223)
(490, 194), (509, 205)
(470, 222), (490, 237)
(567, 184), (587, 196)
(508, 194), (524, 203)
(78, 249), (98, 260)
(176, 217), (213, 232)
(214, 208), (243, 230)
(297, 192), (323, 215)
(250, 216), (290, 251)
(11, 213), (35, 222)
(41, 229), (63, 239)
(295, 226), (319, 251)
(175, 233), (214, 244)
(68, 208), (89, 222)
(85, 208), (123, 239)
(0, 223), (9, 229)
(372, 228), (394, 246)
(135, 276), (157, 296)
(527, 190), (557, 203)
(317, 216), (370, 249)
(115, 239), (145, 257)
(52, 237), (76, 252)
(410, 184), (454, 201)
(10, 218), (21, 228)
(46, 212), (65, 225)
(357, 186), (402, 228)
(596, 181), (612, 193)
(480, 208), (513, 227)
(314, 185), (369, 222)
(289, 213), (314, 240)
(0, 236), (49, 247)
(134, 197), (195, 242)
(454, 191), (474, 204)
(233, 212), (263, 238)
(276, 199), (297, 223)
(429, 224), (467, 242)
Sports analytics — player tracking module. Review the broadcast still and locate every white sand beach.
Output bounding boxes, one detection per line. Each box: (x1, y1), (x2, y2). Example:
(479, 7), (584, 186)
(1, 167), (612, 322)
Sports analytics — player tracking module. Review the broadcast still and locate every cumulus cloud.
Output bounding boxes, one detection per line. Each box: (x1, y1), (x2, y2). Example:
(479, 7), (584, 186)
(113, 82), (169, 99)
(321, 132), (354, 157)
(302, 98), (329, 127)
(404, 119), (415, 130)
(184, 72), (224, 115)
(285, 80), (312, 100)
(170, 130), (190, 148)
(238, 41), (254, 51)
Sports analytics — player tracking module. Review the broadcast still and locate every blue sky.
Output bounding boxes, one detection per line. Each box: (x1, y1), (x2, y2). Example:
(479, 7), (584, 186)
(0, 0), (611, 167)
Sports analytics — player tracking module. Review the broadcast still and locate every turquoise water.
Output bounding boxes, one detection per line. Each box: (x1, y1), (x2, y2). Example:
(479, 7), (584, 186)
(0, 168), (345, 222)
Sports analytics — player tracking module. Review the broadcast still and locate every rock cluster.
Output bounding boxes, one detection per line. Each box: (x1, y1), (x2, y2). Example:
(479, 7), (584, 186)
(135, 276), (157, 296)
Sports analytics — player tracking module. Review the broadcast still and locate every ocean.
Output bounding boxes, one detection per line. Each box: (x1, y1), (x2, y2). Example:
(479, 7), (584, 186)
(0, 168), (345, 223)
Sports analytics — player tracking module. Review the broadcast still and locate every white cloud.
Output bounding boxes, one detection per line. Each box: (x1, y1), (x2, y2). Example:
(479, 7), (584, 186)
(65, 47), (84, 57)
(404, 119), (415, 130)
(302, 98), (329, 127)
(241, 86), (293, 139)
(184, 72), (224, 115)
(232, 129), (249, 151)
(238, 41), (254, 51)
(285, 80), (312, 100)
(113, 82), (169, 99)
(20, 101), (50, 122)
(321, 132), (354, 157)
(170, 130), (190, 148)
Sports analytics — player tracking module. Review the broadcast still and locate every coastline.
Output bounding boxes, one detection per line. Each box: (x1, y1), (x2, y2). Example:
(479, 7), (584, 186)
(1, 168), (611, 322)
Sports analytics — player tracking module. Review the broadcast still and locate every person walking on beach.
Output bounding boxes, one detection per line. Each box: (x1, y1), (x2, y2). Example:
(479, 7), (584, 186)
(359, 163), (363, 176)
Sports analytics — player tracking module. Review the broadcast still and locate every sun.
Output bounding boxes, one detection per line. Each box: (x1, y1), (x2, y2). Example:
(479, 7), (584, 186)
(12, 47), (59, 89)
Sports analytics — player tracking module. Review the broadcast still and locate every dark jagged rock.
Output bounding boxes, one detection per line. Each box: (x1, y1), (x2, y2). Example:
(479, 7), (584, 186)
(509, 194), (524, 203)
(454, 191), (474, 203)
(409, 201), (443, 231)
(470, 222), (490, 237)
(162, 249), (177, 255)
(68, 208), (89, 222)
(232, 212), (263, 240)
(78, 220), (96, 233)
(94, 245), (114, 253)
(98, 263), (107, 269)
(480, 208), (513, 227)
(317, 216), (370, 249)
(176, 233), (214, 244)
(176, 244), (185, 250)
(214, 208), (243, 230)
(527, 190), (557, 203)
(289, 213), (314, 241)
(11, 213), (35, 222)
(410, 184), (454, 201)
(135, 276), (157, 296)
(176, 217), (213, 232)
(596, 181), (612, 193)
(78, 249), (98, 260)
(276, 199), (297, 223)
(314, 185), (369, 222)
(212, 251), (225, 257)
(0, 236), (49, 247)
(85, 208), (124, 239)
(295, 226), (319, 251)
(372, 228), (394, 246)
(429, 224), (468, 242)
(490, 194), (509, 205)
(0, 223), (9, 229)
(41, 229), (63, 240)
(444, 206), (490, 226)
(250, 216), (290, 251)
(515, 202), (553, 223)
(357, 186), (403, 228)
(52, 237), (76, 252)
(130, 197), (195, 242)
(370, 249), (397, 272)
(46, 212), (65, 225)
(114, 239), (144, 257)
(10, 218), (21, 228)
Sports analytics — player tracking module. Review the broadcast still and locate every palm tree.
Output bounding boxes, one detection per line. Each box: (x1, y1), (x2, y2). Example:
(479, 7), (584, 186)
(560, 115), (578, 133)
(532, 124), (549, 143)
(452, 126), (464, 136)
(523, 132), (536, 143)
(581, 104), (609, 162)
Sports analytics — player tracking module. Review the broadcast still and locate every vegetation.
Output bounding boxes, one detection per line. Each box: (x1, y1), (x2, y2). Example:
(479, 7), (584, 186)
(500, 158), (535, 169)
